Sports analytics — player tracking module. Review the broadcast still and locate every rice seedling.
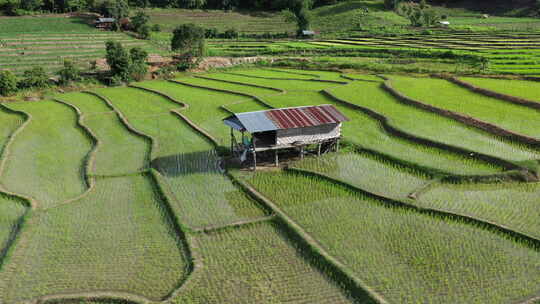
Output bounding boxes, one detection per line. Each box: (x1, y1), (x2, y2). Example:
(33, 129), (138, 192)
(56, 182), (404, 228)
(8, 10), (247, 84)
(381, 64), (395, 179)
(170, 221), (354, 304)
(460, 77), (540, 103)
(328, 81), (540, 162)
(224, 101), (268, 113)
(204, 72), (344, 91)
(0, 175), (188, 303)
(342, 74), (383, 82)
(1, 101), (92, 209)
(0, 194), (27, 262)
(0, 106), (24, 157)
(178, 77), (279, 97)
(416, 182), (540, 239)
(58, 92), (149, 176)
(227, 69), (317, 80)
(133, 80), (255, 145)
(244, 170), (540, 304)
(389, 76), (540, 139)
(95, 87), (266, 229)
(292, 152), (431, 200)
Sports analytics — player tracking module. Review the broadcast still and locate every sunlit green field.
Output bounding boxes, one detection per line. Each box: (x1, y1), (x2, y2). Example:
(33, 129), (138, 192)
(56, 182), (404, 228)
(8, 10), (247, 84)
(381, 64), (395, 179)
(0, 68), (539, 304)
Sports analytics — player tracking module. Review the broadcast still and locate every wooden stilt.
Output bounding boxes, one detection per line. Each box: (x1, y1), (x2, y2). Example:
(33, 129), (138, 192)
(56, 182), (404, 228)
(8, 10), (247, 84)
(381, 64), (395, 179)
(230, 128), (234, 155)
(275, 150), (279, 167)
(317, 142), (322, 156)
(336, 139), (340, 152)
(300, 146), (304, 160)
(252, 151), (257, 171)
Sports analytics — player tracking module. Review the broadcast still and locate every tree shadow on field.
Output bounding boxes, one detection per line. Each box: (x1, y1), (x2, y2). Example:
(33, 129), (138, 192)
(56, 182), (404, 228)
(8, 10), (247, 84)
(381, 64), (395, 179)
(151, 150), (225, 177)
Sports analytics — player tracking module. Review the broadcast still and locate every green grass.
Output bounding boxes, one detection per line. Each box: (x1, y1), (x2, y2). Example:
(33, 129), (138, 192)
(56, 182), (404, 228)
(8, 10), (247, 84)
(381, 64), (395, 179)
(94, 86), (267, 229)
(328, 81), (540, 162)
(146, 8), (294, 33)
(205, 70), (346, 91)
(178, 77), (280, 97)
(171, 221), (354, 303)
(292, 152), (431, 200)
(57, 92), (149, 176)
(224, 101), (269, 113)
(0, 16), (96, 33)
(0, 175), (188, 302)
(460, 77), (540, 103)
(417, 182), (540, 239)
(133, 80), (255, 146)
(389, 76), (540, 139)
(1, 101), (92, 209)
(243, 170), (540, 304)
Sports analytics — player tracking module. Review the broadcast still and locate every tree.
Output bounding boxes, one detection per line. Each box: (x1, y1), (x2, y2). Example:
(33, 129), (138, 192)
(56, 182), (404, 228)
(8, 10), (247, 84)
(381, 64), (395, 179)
(0, 70), (18, 96)
(57, 59), (81, 85)
(171, 23), (205, 57)
(282, 0), (313, 37)
(104, 0), (129, 30)
(20, 0), (43, 11)
(20, 66), (49, 89)
(129, 47), (148, 80)
(105, 40), (131, 81)
(183, 0), (205, 8)
(131, 10), (149, 32)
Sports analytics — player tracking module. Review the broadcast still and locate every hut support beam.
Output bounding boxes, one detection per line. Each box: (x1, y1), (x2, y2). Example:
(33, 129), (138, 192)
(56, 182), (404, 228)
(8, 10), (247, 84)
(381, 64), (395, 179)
(336, 139), (340, 152)
(317, 142), (322, 156)
(300, 146), (304, 160)
(275, 150), (279, 167)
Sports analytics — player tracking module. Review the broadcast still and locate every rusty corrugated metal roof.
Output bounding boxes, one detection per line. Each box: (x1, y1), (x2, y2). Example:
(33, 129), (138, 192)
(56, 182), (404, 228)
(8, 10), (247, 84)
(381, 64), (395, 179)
(223, 105), (348, 133)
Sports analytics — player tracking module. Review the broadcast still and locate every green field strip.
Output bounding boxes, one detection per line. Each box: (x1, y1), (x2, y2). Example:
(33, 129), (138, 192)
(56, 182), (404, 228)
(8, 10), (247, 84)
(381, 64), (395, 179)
(94, 87), (267, 229)
(292, 152), (431, 200)
(327, 82), (540, 162)
(179, 76), (280, 97)
(270, 68), (347, 82)
(0, 175), (189, 303)
(245, 170), (540, 304)
(0, 101), (92, 209)
(170, 221), (356, 304)
(227, 69), (317, 80)
(203, 72), (345, 91)
(389, 76), (540, 140)
(223, 101), (269, 113)
(460, 77), (540, 103)
(133, 80), (255, 146)
(416, 182), (540, 240)
(260, 90), (501, 175)
(0, 17), (98, 33)
(341, 74), (383, 82)
(57, 93), (149, 176)
(0, 42), (147, 52)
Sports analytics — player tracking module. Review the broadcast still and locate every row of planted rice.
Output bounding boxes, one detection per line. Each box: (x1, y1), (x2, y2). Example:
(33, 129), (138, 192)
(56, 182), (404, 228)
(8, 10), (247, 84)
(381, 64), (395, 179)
(0, 68), (539, 303)
(324, 32), (540, 75)
(0, 32), (157, 74)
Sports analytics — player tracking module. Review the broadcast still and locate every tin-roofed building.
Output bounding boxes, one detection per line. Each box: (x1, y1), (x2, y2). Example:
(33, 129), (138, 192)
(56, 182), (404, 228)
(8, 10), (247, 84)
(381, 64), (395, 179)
(223, 105), (349, 169)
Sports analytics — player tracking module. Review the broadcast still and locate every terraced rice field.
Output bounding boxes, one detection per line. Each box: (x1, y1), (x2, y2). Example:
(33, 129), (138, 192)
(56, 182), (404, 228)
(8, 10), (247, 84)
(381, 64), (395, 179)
(319, 32), (540, 75)
(0, 16), (162, 75)
(0, 68), (539, 304)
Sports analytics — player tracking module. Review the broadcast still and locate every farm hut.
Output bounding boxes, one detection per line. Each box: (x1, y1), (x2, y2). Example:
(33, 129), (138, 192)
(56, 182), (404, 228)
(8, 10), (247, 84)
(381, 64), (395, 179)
(223, 105), (349, 169)
(95, 18), (116, 29)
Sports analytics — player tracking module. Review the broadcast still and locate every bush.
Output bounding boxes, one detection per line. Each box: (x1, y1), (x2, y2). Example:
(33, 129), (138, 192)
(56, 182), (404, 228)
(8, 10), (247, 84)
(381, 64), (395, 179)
(205, 27), (218, 38)
(20, 66), (49, 89)
(106, 40), (131, 82)
(137, 24), (151, 39)
(151, 24), (161, 32)
(0, 70), (18, 96)
(222, 28), (239, 39)
(57, 60), (81, 86)
(129, 47), (148, 81)
(171, 23), (205, 58)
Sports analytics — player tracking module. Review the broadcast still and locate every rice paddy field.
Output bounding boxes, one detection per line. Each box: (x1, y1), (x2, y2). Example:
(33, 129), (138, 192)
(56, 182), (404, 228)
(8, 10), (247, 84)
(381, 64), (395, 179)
(0, 16), (163, 75)
(0, 68), (539, 304)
